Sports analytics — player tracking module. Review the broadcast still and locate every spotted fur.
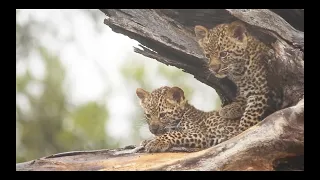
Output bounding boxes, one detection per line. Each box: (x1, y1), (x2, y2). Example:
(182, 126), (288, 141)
(136, 86), (240, 153)
(194, 21), (282, 131)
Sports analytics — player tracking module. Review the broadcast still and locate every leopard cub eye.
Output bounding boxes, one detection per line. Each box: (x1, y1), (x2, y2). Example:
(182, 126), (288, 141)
(145, 113), (151, 118)
(205, 54), (210, 59)
(159, 113), (165, 118)
(219, 51), (228, 58)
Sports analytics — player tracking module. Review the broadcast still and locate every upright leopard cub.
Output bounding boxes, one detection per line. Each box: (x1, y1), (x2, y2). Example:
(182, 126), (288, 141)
(195, 21), (282, 131)
(136, 86), (240, 153)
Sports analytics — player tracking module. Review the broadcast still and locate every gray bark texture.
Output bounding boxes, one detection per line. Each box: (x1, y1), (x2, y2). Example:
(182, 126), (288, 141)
(16, 9), (304, 171)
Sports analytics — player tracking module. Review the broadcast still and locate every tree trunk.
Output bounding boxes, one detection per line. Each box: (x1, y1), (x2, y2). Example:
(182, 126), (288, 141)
(16, 9), (304, 171)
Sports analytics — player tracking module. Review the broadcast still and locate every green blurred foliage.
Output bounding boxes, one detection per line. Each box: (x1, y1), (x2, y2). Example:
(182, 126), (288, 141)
(16, 10), (114, 163)
(71, 102), (107, 142)
(16, 44), (114, 162)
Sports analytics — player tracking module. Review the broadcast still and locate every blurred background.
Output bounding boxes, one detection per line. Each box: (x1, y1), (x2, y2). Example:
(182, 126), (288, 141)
(16, 9), (221, 163)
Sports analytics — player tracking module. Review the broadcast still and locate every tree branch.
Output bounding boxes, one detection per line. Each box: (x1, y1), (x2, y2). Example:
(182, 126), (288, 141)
(226, 9), (304, 50)
(100, 9), (303, 107)
(16, 99), (304, 171)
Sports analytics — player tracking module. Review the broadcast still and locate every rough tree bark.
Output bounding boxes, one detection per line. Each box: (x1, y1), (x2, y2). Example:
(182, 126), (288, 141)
(16, 9), (304, 171)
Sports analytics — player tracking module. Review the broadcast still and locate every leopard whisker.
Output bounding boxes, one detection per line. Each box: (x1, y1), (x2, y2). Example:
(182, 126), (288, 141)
(206, 72), (212, 80)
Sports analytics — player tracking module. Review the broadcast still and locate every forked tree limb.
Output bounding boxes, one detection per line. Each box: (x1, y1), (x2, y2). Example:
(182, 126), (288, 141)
(16, 9), (304, 171)
(100, 9), (303, 107)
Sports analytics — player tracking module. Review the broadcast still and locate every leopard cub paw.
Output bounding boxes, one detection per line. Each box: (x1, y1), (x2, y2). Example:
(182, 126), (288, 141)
(144, 139), (171, 153)
(219, 102), (244, 119)
(140, 139), (153, 147)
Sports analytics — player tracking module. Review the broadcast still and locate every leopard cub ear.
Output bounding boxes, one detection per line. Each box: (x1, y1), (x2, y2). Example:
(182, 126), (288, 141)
(194, 25), (209, 40)
(136, 88), (150, 101)
(166, 86), (185, 104)
(229, 21), (247, 41)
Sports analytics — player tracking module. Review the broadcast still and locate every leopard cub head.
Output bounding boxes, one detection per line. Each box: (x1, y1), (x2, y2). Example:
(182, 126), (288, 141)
(136, 86), (187, 135)
(194, 21), (249, 78)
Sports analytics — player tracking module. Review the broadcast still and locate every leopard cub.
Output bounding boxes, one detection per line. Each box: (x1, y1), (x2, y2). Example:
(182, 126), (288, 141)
(194, 21), (282, 131)
(136, 86), (240, 153)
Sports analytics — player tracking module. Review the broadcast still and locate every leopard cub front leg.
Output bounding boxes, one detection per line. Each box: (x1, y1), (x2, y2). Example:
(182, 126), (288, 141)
(140, 138), (153, 147)
(144, 136), (171, 153)
(144, 131), (207, 153)
(218, 62), (246, 119)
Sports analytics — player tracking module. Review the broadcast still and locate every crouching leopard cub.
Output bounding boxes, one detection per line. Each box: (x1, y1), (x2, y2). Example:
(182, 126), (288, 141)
(136, 86), (240, 153)
(194, 21), (282, 132)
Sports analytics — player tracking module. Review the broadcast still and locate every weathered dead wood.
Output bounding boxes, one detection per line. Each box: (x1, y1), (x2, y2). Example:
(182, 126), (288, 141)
(227, 9), (304, 50)
(100, 9), (303, 107)
(15, 98), (304, 171)
(16, 9), (304, 171)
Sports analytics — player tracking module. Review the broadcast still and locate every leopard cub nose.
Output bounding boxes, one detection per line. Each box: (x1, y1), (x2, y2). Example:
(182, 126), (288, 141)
(210, 64), (221, 72)
(149, 124), (159, 134)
